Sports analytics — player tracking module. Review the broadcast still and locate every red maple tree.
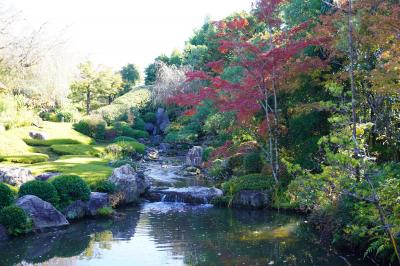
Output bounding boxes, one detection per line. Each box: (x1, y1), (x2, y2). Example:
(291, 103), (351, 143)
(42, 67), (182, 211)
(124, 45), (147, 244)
(170, 0), (325, 183)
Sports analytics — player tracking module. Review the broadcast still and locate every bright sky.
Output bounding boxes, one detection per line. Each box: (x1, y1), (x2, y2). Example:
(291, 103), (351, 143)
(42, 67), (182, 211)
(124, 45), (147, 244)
(4, 0), (251, 71)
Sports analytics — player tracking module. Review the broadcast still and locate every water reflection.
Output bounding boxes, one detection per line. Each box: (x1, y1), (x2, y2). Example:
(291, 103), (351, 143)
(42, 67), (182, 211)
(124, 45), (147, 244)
(0, 203), (372, 266)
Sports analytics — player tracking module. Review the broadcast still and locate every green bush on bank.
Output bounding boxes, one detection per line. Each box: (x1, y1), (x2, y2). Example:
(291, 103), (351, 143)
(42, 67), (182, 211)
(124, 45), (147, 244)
(51, 175), (91, 208)
(19, 180), (59, 207)
(74, 116), (107, 140)
(222, 174), (275, 195)
(113, 136), (136, 142)
(0, 205), (32, 236)
(0, 183), (14, 209)
(243, 152), (263, 174)
(113, 121), (149, 139)
(105, 141), (145, 159)
(93, 180), (117, 194)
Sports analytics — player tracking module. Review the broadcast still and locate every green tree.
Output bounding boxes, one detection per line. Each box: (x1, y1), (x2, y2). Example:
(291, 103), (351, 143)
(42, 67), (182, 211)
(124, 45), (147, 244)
(120, 64), (140, 90)
(69, 62), (123, 114)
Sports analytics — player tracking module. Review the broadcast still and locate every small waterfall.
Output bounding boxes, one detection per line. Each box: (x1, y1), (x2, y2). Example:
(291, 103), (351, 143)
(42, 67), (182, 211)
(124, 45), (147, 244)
(161, 195), (167, 202)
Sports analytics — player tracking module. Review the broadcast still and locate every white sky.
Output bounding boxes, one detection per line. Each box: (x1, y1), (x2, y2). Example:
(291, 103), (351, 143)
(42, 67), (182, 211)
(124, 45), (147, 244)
(4, 0), (251, 72)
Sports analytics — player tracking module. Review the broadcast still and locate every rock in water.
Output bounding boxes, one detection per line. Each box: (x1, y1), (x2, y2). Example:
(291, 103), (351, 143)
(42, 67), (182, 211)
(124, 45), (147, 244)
(29, 131), (48, 140)
(156, 108), (170, 133)
(146, 186), (223, 204)
(232, 190), (270, 209)
(63, 200), (88, 220)
(16, 195), (69, 230)
(0, 167), (35, 187)
(87, 192), (109, 216)
(185, 146), (203, 167)
(108, 164), (149, 205)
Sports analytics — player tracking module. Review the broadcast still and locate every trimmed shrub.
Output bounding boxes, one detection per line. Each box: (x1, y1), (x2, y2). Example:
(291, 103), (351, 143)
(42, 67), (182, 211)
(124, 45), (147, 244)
(243, 152), (263, 174)
(133, 117), (145, 130)
(52, 175), (91, 208)
(19, 180), (59, 206)
(114, 136), (136, 142)
(0, 205), (32, 236)
(113, 121), (149, 139)
(0, 183), (14, 209)
(0, 153), (49, 164)
(222, 174), (275, 195)
(143, 112), (157, 123)
(105, 141), (145, 159)
(94, 180), (117, 194)
(50, 144), (103, 157)
(74, 116), (107, 140)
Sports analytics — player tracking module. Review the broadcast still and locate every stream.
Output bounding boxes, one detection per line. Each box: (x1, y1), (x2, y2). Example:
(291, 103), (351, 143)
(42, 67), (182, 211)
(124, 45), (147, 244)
(0, 156), (373, 266)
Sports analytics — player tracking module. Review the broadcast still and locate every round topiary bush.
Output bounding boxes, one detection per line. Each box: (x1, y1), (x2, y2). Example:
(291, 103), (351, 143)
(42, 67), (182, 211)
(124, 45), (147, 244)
(0, 205), (32, 236)
(94, 180), (117, 194)
(19, 180), (60, 206)
(51, 175), (91, 208)
(0, 183), (14, 209)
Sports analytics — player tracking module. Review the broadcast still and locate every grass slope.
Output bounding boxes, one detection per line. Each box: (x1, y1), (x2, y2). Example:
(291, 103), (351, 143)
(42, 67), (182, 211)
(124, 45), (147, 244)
(26, 155), (112, 188)
(95, 86), (150, 122)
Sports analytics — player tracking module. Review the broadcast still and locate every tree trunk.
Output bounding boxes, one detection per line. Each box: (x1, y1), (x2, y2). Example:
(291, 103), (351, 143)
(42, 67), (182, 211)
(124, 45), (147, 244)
(347, 0), (358, 150)
(86, 89), (91, 115)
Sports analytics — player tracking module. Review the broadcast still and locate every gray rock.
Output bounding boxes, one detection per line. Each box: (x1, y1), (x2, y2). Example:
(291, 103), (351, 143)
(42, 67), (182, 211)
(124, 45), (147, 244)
(16, 195), (69, 230)
(156, 108), (170, 133)
(146, 186), (223, 204)
(185, 146), (203, 167)
(108, 164), (149, 205)
(35, 172), (61, 181)
(0, 167), (35, 187)
(29, 131), (48, 140)
(0, 225), (9, 241)
(232, 190), (270, 209)
(150, 135), (162, 145)
(159, 143), (171, 153)
(144, 122), (155, 133)
(63, 200), (88, 220)
(87, 192), (109, 216)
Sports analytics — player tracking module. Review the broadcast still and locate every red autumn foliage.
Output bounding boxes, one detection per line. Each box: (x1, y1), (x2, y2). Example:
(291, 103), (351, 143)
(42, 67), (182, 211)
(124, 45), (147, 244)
(169, 0), (326, 134)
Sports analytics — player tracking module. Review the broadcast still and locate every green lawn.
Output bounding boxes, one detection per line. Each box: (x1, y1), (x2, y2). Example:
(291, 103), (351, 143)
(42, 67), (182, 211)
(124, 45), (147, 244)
(0, 122), (113, 188)
(25, 155), (113, 188)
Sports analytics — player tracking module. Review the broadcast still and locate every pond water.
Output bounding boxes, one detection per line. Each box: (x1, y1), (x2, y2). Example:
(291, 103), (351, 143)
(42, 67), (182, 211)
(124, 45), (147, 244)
(0, 203), (371, 266)
(0, 157), (373, 266)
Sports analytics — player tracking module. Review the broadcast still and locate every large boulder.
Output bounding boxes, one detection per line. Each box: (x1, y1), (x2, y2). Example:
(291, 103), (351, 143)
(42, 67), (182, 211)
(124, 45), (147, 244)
(146, 186), (223, 204)
(63, 200), (88, 220)
(87, 192), (109, 216)
(144, 122), (155, 134)
(232, 190), (270, 209)
(108, 164), (149, 205)
(29, 131), (48, 140)
(16, 195), (69, 230)
(35, 172), (61, 181)
(185, 146), (203, 167)
(156, 108), (170, 133)
(0, 167), (34, 187)
(63, 192), (109, 219)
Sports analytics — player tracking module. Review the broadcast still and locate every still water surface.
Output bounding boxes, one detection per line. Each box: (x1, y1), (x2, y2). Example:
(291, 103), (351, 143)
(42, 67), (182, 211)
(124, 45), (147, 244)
(0, 202), (371, 266)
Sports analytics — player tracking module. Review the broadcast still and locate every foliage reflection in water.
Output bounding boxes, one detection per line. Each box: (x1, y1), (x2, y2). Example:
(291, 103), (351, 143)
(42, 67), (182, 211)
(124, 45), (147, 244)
(0, 202), (372, 266)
